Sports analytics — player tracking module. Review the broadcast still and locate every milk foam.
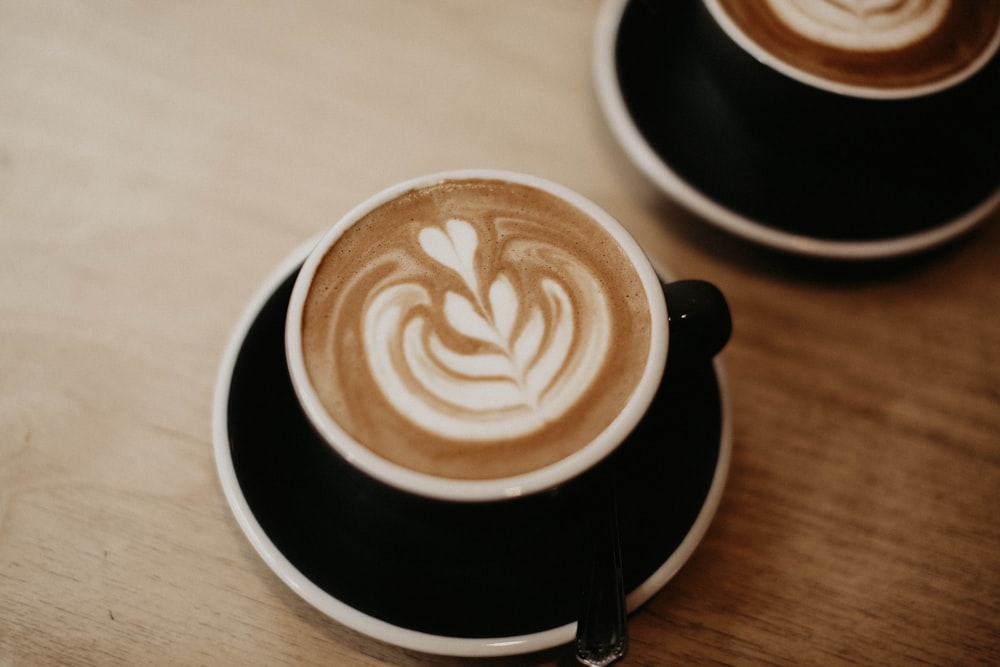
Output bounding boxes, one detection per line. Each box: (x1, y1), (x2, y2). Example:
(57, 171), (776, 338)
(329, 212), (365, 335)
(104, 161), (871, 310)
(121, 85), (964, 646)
(363, 218), (612, 442)
(766, 0), (947, 51)
(300, 178), (653, 480)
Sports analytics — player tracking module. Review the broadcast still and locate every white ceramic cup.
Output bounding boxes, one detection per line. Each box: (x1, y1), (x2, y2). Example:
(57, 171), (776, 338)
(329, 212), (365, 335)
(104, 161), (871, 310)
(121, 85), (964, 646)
(284, 169), (673, 503)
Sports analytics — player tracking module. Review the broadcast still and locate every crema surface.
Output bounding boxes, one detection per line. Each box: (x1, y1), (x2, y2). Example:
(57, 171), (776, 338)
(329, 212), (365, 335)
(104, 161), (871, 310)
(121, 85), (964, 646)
(300, 179), (653, 480)
(717, 0), (1000, 91)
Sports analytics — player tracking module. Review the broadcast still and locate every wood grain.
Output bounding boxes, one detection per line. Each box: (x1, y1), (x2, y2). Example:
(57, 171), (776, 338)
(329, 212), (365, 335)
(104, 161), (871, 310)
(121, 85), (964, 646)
(2, 1), (998, 665)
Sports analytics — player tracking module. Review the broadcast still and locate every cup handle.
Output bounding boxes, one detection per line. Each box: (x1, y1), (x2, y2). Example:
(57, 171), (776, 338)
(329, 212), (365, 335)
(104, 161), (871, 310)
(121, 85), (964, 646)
(662, 280), (732, 362)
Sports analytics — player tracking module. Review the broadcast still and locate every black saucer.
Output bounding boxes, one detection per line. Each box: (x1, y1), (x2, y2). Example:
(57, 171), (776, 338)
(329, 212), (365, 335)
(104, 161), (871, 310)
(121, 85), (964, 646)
(595, 0), (1000, 259)
(213, 245), (731, 656)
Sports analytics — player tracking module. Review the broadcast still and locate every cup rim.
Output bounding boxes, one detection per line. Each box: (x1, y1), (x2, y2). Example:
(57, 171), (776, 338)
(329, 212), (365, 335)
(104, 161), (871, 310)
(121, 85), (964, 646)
(702, 0), (1000, 100)
(285, 169), (669, 502)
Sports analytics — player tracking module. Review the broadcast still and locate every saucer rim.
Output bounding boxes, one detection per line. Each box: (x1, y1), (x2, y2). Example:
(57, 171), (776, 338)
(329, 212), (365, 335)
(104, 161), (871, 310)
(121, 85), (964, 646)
(212, 239), (733, 658)
(592, 0), (1000, 261)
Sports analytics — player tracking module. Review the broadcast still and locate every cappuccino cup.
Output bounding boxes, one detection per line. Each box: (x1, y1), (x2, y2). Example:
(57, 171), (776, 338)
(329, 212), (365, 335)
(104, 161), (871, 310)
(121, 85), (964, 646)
(285, 170), (729, 503)
(674, 0), (1000, 247)
(704, 0), (1000, 100)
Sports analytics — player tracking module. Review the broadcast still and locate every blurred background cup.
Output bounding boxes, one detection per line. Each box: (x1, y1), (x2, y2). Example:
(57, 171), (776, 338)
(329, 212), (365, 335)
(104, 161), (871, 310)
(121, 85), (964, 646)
(696, 0), (1000, 155)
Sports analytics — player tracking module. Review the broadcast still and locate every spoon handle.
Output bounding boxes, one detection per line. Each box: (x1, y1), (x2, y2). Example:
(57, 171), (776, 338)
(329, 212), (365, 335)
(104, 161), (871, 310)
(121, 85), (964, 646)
(575, 488), (627, 667)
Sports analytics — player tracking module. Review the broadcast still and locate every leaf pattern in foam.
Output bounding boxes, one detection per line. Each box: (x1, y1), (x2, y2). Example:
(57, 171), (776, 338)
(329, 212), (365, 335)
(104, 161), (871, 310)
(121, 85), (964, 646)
(443, 291), (503, 348)
(361, 216), (614, 440)
(418, 218), (481, 299)
(489, 274), (518, 344)
(524, 279), (574, 408)
(421, 219), (542, 404)
(513, 307), (545, 371)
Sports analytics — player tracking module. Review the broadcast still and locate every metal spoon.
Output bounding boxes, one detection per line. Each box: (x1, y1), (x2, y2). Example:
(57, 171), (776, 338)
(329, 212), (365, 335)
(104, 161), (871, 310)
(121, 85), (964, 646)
(575, 480), (627, 667)
(574, 280), (732, 666)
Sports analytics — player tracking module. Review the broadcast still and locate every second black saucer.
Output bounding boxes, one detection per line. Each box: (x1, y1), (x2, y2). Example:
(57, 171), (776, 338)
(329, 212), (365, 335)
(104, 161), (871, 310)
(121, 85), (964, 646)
(594, 0), (1000, 259)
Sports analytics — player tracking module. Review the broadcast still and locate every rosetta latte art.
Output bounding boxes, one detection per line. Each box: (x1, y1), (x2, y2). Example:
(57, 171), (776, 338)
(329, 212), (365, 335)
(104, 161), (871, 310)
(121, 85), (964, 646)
(766, 0), (947, 51)
(364, 218), (611, 442)
(300, 178), (652, 480)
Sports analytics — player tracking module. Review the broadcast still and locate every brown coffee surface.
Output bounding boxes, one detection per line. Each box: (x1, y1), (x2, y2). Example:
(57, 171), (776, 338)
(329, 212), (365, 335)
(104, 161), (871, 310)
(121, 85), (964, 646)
(301, 179), (653, 480)
(716, 0), (1000, 91)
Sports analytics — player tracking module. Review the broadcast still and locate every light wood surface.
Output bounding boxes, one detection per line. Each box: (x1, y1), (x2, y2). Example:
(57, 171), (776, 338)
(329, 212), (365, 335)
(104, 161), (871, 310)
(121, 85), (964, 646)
(2, 2), (998, 665)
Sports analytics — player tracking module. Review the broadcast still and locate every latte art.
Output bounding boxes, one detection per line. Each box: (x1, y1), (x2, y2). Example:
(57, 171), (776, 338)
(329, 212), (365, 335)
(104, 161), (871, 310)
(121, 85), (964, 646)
(363, 217), (612, 441)
(767, 0), (947, 51)
(300, 179), (653, 480)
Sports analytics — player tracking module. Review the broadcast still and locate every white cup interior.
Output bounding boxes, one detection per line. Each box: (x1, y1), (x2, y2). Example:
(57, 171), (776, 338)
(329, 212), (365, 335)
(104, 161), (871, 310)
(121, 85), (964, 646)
(285, 169), (669, 502)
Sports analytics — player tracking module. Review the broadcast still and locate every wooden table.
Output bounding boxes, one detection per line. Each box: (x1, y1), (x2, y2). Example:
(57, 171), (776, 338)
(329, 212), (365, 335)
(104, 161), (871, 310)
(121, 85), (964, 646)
(2, 2), (997, 664)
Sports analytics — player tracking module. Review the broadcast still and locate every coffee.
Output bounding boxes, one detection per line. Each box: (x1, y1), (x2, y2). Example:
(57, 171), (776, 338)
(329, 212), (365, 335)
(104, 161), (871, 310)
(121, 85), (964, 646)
(711, 0), (1000, 95)
(299, 178), (653, 481)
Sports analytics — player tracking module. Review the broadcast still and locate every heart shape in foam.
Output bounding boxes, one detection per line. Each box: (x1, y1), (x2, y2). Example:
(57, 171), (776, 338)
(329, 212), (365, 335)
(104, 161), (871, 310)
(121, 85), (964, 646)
(364, 217), (612, 443)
